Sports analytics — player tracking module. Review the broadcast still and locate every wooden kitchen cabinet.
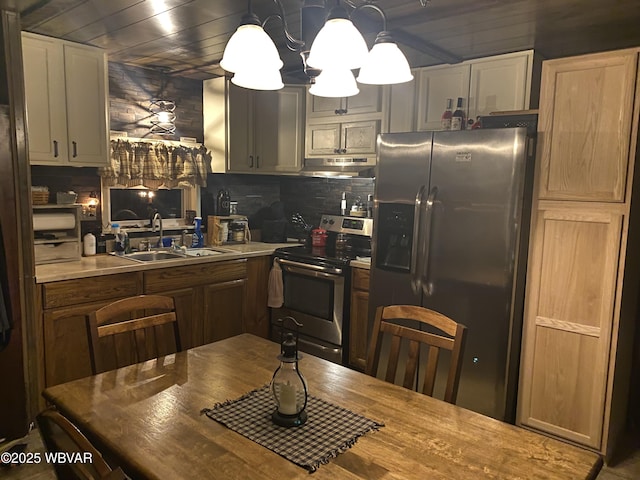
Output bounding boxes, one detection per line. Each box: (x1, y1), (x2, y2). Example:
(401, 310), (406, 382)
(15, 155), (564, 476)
(244, 256), (271, 339)
(536, 50), (637, 202)
(22, 32), (108, 166)
(306, 83), (384, 119)
(416, 50), (536, 131)
(306, 120), (380, 157)
(517, 48), (640, 459)
(349, 267), (370, 371)
(38, 258), (253, 392)
(305, 84), (388, 161)
(40, 272), (142, 388)
(204, 77), (304, 174)
(144, 259), (248, 348)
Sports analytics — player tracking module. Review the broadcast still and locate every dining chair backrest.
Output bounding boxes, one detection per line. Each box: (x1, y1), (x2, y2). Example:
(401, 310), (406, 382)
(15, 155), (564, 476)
(87, 294), (181, 374)
(36, 407), (129, 479)
(365, 305), (467, 404)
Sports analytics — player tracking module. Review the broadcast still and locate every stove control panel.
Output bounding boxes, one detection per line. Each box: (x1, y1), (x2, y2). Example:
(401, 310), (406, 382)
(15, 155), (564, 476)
(320, 214), (373, 237)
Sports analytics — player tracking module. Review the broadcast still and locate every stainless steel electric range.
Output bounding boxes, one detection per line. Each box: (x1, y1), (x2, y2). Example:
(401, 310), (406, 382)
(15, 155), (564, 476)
(270, 214), (373, 365)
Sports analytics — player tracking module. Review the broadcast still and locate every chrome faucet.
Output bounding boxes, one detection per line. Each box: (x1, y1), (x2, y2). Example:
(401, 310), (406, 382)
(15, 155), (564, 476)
(151, 211), (163, 247)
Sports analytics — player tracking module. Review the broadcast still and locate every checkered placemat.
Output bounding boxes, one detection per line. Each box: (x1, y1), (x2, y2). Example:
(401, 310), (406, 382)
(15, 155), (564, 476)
(202, 385), (384, 472)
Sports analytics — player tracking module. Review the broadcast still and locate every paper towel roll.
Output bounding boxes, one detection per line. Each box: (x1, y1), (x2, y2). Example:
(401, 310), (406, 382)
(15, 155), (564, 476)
(33, 213), (76, 231)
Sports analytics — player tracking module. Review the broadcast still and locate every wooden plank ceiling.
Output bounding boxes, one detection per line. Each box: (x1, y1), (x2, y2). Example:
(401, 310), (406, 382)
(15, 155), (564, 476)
(18, 0), (640, 81)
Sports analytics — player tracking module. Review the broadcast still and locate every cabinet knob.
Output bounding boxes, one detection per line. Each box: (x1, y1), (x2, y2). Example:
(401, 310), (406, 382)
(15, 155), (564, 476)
(72, 141), (78, 158)
(341, 148), (347, 154)
(53, 140), (59, 158)
(248, 155), (254, 168)
(334, 148), (340, 154)
(256, 156), (260, 168)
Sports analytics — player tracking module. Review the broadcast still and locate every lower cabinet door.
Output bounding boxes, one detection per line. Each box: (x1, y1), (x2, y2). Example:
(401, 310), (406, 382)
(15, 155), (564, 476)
(202, 278), (246, 344)
(518, 205), (623, 449)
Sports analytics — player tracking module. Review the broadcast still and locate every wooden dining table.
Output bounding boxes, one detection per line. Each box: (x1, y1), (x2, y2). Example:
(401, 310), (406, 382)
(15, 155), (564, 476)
(42, 334), (602, 479)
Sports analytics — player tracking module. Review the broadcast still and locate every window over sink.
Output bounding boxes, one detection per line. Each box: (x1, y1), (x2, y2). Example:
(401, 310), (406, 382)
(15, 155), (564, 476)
(101, 181), (199, 233)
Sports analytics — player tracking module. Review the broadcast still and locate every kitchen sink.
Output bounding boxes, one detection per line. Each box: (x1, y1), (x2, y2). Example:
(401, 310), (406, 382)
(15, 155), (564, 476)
(183, 248), (226, 257)
(115, 250), (186, 263)
(115, 247), (230, 263)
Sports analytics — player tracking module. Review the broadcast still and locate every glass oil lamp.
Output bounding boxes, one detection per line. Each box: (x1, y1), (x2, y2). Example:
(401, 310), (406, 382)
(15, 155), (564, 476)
(270, 320), (308, 427)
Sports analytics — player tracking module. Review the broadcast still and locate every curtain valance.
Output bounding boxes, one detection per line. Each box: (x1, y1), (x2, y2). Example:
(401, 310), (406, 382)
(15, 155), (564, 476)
(100, 139), (210, 189)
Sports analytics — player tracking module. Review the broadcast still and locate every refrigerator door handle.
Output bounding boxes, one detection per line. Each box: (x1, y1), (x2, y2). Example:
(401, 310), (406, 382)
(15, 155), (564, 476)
(421, 186), (438, 297)
(411, 185), (426, 294)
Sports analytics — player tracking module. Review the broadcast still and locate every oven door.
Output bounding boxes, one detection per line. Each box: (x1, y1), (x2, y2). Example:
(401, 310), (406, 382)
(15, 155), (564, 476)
(272, 257), (345, 347)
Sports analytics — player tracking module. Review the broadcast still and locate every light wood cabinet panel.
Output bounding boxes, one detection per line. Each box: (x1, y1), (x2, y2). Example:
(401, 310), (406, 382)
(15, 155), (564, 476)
(518, 48), (640, 459)
(537, 51), (637, 201)
(349, 268), (370, 372)
(519, 206), (622, 449)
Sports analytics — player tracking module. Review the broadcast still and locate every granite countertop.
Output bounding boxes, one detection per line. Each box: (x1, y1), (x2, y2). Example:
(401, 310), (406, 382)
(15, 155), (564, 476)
(35, 242), (296, 283)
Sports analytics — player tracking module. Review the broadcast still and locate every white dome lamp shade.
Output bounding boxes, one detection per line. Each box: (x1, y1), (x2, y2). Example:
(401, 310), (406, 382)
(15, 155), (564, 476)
(357, 31), (414, 85)
(220, 11), (283, 76)
(309, 67), (359, 98)
(307, 1), (369, 70)
(231, 67), (284, 91)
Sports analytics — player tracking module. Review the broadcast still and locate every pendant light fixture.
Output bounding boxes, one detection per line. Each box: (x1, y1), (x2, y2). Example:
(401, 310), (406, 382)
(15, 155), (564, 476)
(220, 0), (414, 95)
(220, 0), (284, 90)
(307, 1), (369, 70)
(309, 67), (359, 97)
(356, 8), (414, 85)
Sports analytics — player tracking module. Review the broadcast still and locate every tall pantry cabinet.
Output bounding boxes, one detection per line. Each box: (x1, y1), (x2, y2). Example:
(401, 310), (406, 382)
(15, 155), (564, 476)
(518, 49), (640, 459)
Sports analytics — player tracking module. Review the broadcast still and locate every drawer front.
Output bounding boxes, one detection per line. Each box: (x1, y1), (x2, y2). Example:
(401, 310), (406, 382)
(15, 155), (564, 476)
(43, 272), (141, 309)
(352, 267), (370, 291)
(144, 259), (248, 293)
(35, 242), (80, 265)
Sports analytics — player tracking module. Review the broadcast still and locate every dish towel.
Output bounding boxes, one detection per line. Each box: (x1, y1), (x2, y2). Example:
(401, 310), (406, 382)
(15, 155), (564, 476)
(267, 259), (284, 308)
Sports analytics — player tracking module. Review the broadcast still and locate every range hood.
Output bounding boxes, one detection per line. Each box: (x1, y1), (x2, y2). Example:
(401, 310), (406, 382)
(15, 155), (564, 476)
(300, 157), (376, 178)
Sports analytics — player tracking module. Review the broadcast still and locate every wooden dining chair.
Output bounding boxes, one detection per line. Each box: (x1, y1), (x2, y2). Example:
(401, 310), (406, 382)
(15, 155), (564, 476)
(87, 294), (181, 374)
(366, 305), (467, 404)
(36, 407), (129, 479)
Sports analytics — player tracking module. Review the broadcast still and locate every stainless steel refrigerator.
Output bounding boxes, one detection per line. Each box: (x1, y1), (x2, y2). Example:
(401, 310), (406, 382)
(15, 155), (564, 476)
(369, 128), (535, 422)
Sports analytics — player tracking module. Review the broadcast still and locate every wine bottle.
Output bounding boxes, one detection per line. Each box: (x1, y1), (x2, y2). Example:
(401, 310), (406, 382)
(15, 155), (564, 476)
(441, 98), (453, 130)
(451, 97), (465, 131)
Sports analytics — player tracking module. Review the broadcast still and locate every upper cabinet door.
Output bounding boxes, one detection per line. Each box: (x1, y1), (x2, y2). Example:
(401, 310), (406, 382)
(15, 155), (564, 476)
(416, 64), (470, 131)
(537, 51), (638, 202)
(63, 44), (108, 166)
(22, 34), (68, 163)
(22, 32), (108, 167)
(307, 95), (344, 119)
(468, 53), (531, 121)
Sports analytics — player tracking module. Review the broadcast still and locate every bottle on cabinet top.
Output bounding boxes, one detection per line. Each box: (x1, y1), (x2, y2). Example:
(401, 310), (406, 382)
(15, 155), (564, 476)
(441, 98), (453, 130)
(451, 97), (465, 131)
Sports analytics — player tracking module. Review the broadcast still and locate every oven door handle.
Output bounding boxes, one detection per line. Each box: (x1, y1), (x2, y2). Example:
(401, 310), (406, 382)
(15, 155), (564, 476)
(275, 257), (343, 276)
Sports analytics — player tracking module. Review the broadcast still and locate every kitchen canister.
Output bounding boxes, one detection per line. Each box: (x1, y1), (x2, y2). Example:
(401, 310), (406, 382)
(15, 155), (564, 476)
(311, 228), (327, 247)
(83, 232), (96, 256)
